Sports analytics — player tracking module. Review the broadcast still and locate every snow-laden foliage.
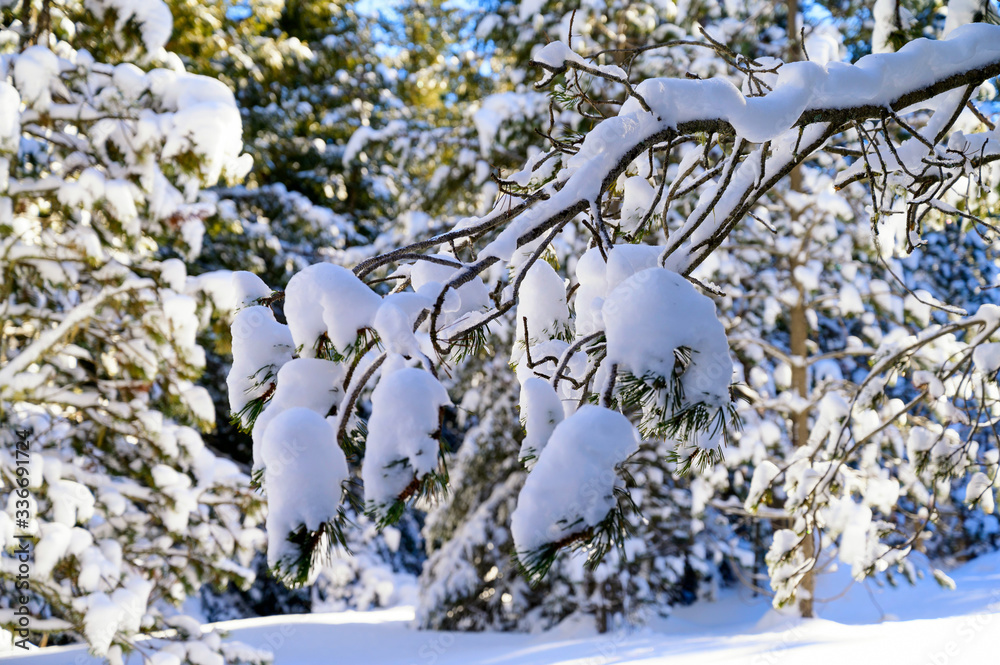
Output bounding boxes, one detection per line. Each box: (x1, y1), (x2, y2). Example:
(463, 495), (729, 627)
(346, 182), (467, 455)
(228, 0), (1000, 628)
(8, 0), (1000, 648)
(510, 405), (640, 580)
(0, 2), (271, 662)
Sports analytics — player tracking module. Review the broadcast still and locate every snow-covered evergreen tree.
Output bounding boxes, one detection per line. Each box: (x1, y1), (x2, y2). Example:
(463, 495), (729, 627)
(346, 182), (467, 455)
(0, 1), (273, 661)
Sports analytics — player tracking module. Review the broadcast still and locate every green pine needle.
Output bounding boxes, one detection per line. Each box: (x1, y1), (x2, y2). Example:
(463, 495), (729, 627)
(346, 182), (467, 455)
(513, 469), (639, 587)
(250, 467), (264, 492)
(448, 325), (490, 362)
(271, 505), (355, 588)
(366, 453), (450, 529)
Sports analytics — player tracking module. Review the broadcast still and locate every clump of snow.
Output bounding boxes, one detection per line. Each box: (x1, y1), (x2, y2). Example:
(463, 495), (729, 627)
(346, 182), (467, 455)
(162, 293), (199, 353)
(283, 262), (382, 356)
(943, 0), (982, 37)
(518, 0), (546, 22)
(81, 578), (153, 656)
(363, 366), (451, 514)
(251, 358), (346, 470)
(574, 244), (661, 336)
(149, 68), (251, 190)
(972, 342), (1000, 376)
(261, 407), (348, 580)
(621, 175), (656, 233)
(112, 63), (149, 100)
(965, 472), (995, 514)
(408, 255), (490, 329)
(87, 0), (174, 52)
(372, 292), (432, 358)
(766, 528), (811, 606)
(58, 168), (107, 212)
(158, 258), (187, 293)
(511, 405), (639, 553)
(838, 283), (865, 315)
(0, 82), (21, 155)
(745, 461), (781, 512)
(227, 305), (294, 425)
(821, 496), (891, 579)
(34, 522), (73, 578)
(805, 23), (845, 64)
(872, 0), (912, 53)
(48, 478), (96, 526)
(181, 384), (215, 424)
(518, 377), (564, 468)
(13, 46), (60, 110)
(184, 270), (239, 312)
(531, 41), (628, 80)
(603, 267), (734, 431)
(230, 271), (271, 309)
(512, 260), (569, 363)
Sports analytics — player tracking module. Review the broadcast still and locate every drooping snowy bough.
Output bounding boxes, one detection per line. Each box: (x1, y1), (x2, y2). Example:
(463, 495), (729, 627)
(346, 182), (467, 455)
(232, 21), (1000, 592)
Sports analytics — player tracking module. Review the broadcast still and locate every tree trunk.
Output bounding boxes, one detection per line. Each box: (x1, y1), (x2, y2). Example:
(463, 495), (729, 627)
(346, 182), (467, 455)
(786, 0), (815, 619)
(788, 263), (815, 619)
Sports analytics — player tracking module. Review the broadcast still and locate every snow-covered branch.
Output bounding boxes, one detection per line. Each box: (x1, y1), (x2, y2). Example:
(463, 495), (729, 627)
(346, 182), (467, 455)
(0, 279), (153, 390)
(229, 13), (1000, 614)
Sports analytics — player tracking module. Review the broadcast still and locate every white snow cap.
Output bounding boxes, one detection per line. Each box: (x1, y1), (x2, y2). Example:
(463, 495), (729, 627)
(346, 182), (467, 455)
(512, 259), (569, 363)
(231, 271), (272, 309)
(89, 0), (174, 52)
(517, 377), (564, 467)
(373, 291), (433, 358)
(408, 255), (490, 328)
(511, 405), (640, 553)
(363, 365), (451, 513)
(284, 262), (382, 356)
(227, 305), (294, 424)
(604, 267), (734, 414)
(0, 82), (21, 154)
(261, 407), (348, 580)
(966, 472), (995, 514)
(81, 578), (153, 657)
(745, 461), (781, 513)
(872, 0), (911, 54)
(972, 342), (1000, 376)
(251, 358), (346, 470)
(531, 41), (628, 80)
(574, 244), (662, 337)
(944, 0), (983, 37)
(150, 68), (250, 187)
(13, 46), (60, 110)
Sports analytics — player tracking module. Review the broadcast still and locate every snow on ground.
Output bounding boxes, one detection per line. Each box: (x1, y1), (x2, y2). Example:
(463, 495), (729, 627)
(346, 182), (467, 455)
(6, 550), (1000, 665)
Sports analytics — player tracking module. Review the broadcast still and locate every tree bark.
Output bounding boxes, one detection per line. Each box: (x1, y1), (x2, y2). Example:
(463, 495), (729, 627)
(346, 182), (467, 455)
(786, 0), (815, 619)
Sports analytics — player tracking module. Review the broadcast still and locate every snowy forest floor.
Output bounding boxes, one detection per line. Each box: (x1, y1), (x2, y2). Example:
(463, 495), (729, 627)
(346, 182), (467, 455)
(6, 550), (1000, 665)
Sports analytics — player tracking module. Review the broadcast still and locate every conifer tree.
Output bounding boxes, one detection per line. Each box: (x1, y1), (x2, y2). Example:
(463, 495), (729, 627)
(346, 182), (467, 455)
(0, 1), (272, 661)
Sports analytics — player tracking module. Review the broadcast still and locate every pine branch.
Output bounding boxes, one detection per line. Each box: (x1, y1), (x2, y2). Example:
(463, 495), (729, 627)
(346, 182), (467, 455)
(270, 509), (354, 588)
(513, 471), (639, 586)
